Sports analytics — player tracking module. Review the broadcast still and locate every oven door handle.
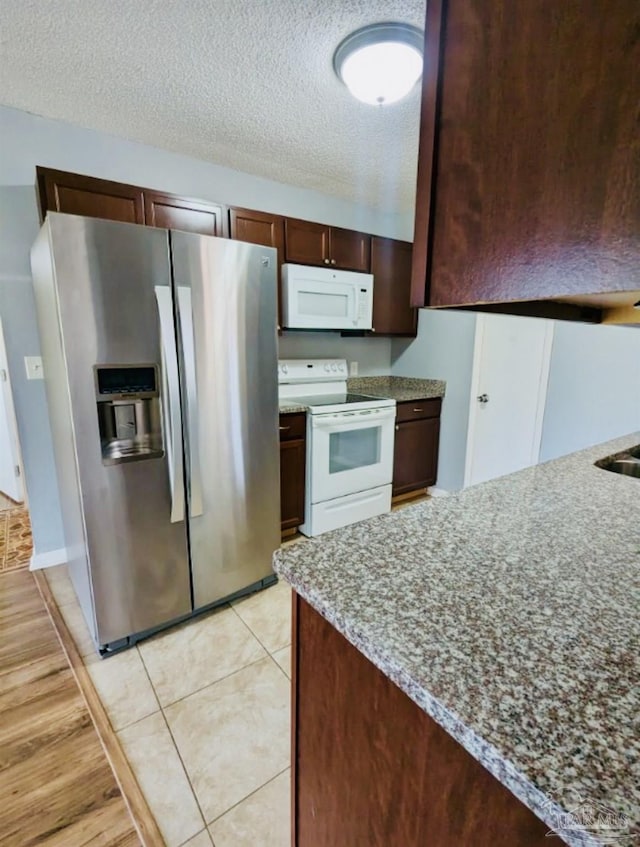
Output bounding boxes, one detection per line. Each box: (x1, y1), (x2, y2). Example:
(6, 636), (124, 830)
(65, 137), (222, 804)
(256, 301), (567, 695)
(311, 408), (395, 430)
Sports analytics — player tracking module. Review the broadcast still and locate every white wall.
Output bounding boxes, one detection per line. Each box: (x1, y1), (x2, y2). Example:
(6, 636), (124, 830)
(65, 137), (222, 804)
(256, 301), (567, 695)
(392, 310), (477, 491)
(280, 332), (391, 375)
(540, 322), (640, 461)
(393, 310), (640, 491)
(0, 104), (402, 555)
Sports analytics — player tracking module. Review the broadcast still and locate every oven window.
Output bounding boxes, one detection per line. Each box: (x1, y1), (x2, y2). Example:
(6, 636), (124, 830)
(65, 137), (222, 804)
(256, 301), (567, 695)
(329, 426), (381, 474)
(299, 290), (349, 318)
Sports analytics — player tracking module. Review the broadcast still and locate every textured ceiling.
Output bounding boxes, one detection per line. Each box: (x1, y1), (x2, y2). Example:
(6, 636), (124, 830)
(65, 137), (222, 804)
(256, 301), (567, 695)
(0, 0), (426, 212)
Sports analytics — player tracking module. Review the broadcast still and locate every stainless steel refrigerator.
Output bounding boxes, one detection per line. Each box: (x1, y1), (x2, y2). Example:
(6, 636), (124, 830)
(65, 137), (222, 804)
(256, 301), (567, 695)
(31, 213), (280, 654)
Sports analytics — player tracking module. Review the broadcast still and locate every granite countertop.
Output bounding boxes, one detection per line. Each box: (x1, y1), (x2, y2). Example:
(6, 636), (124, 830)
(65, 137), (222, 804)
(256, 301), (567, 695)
(279, 376), (446, 414)
(273, 433), (640, 847)
(279, 402), (308, 414)
(347, 375), (446, 402)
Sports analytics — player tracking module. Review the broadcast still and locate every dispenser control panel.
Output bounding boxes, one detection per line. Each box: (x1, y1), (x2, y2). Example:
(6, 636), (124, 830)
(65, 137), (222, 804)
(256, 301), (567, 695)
(94, 364), (159, 401)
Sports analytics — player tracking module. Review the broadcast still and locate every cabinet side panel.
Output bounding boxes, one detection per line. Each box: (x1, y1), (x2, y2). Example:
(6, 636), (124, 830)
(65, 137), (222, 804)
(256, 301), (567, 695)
(294, 596), (553, 846)
(429, 0), (640, 306)
(30, 223), (97, 640)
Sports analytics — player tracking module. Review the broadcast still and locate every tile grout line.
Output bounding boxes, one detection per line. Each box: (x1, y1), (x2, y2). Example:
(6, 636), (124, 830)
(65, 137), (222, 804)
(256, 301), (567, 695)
(136, 645), (210, 838)
(137, 633), (291, 841)
(139, 652), (271, 714)
(229, 601), (292, 682)
(229, 597), (291, 658)
(207, 764), (291, 827)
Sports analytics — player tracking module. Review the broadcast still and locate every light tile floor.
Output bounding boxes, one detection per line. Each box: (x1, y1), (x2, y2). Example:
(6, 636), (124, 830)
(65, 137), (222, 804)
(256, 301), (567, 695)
(44, 557), (301, 847)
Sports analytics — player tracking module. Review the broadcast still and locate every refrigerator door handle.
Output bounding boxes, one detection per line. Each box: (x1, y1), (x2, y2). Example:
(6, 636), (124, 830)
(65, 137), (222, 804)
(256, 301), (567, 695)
(154, 286), (185, 523)
(176, 286), (204, 517)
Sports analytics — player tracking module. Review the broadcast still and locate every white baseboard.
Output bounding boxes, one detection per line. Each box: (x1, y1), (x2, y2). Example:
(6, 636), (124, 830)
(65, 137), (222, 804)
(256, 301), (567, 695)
(30, 547), (68, 570)
(427, 486), (450, 498)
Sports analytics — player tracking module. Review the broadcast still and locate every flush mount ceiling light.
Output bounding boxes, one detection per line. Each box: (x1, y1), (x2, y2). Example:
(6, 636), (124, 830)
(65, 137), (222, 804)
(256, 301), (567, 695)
(333, 22), (424, 106)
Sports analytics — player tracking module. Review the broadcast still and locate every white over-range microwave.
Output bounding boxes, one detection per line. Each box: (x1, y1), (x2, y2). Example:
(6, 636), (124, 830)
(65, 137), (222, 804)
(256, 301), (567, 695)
(281, 263), (374, 330)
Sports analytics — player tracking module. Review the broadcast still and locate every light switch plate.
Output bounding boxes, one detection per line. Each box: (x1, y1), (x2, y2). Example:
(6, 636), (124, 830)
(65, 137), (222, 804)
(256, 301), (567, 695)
(24, 356), (44, 380)
(349, 361), (358, 376)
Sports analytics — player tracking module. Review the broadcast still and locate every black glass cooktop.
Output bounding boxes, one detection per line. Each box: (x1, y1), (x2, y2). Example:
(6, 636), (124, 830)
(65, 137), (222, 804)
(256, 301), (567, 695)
(287, 392), (385, 407)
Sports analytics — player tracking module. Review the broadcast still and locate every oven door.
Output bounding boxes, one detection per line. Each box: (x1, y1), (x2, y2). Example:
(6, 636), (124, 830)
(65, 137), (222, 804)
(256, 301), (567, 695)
(310, 407), (395, 502)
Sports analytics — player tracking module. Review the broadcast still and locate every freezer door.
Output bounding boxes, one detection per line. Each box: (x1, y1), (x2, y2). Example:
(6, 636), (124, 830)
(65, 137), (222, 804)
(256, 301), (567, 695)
(47, 214), (192, 647)
(170, 233), (280, 608)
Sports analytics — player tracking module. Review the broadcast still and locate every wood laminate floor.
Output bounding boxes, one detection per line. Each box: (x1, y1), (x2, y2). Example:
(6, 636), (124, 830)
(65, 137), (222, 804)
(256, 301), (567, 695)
(0, 568), (141, 847)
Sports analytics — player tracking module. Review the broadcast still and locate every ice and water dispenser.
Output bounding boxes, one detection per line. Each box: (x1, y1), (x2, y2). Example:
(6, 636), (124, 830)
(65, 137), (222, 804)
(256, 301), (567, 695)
(95, 365), (164, 465)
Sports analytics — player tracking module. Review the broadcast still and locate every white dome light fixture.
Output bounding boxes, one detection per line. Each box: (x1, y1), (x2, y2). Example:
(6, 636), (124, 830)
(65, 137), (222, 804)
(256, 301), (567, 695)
(333, 22), (424, 106)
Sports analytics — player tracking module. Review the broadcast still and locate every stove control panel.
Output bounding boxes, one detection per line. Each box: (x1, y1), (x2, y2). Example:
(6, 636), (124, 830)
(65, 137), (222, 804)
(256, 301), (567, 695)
(278, 358), (348, 384)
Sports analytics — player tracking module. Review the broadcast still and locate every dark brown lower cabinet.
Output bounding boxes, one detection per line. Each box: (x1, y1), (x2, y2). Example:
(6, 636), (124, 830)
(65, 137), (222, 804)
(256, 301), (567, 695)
(392, 399), (441, 496)
(292, 595), (557, 847)
(279, 413), (306, 532)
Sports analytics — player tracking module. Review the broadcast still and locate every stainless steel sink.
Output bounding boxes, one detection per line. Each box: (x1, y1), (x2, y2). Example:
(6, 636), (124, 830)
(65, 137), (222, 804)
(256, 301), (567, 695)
(596, 445), (640, 479)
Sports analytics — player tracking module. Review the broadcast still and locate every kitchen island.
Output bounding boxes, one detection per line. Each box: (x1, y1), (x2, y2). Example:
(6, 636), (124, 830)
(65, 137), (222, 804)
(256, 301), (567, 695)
(273, 433), (640, 847)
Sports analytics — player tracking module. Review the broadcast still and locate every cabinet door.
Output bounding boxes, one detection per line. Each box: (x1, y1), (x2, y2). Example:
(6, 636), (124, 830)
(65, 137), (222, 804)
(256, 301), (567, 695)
(285, 219), (331, 266)
(330, 227), (371, 272)
(370, 237), (416, 335)
(36, 167), (144, 224)
(230, 207), (284, 252)
(145, 192), (227, 236)
(230, 207), (285, 328)
(280, 438), (306, 531)
(392, 417), (440, 496)
(412, 0), (640, 310)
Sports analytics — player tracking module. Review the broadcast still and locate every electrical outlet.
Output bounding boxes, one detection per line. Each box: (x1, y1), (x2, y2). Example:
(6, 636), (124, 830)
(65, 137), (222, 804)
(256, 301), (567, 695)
(349, 361), (358, 376)
(24, 356), (44, 380)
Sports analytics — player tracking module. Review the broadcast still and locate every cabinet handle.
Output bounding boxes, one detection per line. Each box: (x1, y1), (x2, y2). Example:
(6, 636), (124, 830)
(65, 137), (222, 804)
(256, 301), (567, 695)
(395, 425), (399, 431)
(331, 259), (336, 265)
(279, 426), (290, 431)
(371, 327), (376, 333)
(413, 408), (423, 412)
(324, 259), (330, 265)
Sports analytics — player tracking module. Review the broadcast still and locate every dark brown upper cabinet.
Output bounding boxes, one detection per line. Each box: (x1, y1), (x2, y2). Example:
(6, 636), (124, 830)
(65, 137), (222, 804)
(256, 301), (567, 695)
(285, 219), (370, 272)
(145, 191), (227, 237)
(36, 167), (145, 225)
(229, 207), (285, 254)
(329, 227), (370, 272)
(411, 0), (640, 322)
(230, 207), (286, 327)
(370, 237), (416, 336)
(36, 167), (227, 237)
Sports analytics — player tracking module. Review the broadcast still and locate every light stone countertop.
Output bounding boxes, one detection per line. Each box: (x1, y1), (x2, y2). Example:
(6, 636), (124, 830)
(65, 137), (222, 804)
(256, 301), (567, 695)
(273, 433), (640, 847)
(278, 402), (308, 415)
(279, 376), (446, 414)
(347, 374), (446, 402)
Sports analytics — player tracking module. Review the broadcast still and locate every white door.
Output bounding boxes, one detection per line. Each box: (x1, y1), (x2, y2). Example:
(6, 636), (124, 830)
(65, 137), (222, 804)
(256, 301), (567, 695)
(464, 314), (554, 487)
(0, 318), (24, 502)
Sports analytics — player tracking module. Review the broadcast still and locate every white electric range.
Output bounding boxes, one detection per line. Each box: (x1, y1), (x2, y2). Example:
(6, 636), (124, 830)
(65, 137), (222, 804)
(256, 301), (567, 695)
(278, 359), (396, 536)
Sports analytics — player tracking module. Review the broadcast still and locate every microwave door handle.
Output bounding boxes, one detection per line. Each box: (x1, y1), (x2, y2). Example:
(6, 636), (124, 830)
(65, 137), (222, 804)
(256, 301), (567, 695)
(154, 286), (185, 523)
(176, 285), (204, 518)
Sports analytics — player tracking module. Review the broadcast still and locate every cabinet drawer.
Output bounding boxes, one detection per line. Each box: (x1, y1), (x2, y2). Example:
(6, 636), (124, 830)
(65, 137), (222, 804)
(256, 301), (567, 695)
(279, 413), (306, 440)
(396, 398), (442, 423)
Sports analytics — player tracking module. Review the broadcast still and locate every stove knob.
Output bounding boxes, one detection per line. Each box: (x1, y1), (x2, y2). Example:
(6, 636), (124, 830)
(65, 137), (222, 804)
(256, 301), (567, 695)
(324, 363), (331, 372)
(281, 364), (288, 375)
(331, 363), (337, 372)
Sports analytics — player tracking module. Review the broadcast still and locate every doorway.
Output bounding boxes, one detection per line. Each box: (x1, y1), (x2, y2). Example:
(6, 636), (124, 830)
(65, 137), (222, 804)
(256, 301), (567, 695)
(0, 316), (32, 571)
(464, 314), (554, 487)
